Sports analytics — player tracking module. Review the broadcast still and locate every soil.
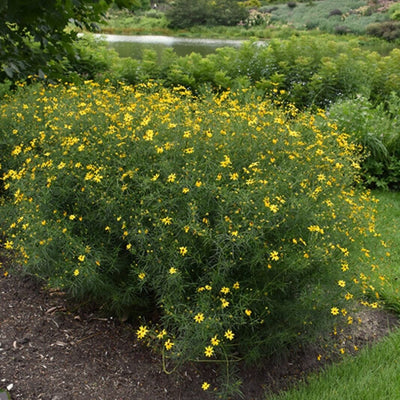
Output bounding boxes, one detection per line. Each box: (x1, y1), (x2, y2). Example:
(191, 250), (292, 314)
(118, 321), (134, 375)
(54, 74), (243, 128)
(1, 265), (399, 400)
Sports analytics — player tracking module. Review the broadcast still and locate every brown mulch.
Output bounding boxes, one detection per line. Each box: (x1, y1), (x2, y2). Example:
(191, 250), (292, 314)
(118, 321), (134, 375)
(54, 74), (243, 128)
(1, 268), (399, 400)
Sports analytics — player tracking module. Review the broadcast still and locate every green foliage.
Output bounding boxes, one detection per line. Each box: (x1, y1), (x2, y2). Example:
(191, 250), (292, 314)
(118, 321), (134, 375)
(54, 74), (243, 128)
(0, 0), (135, 82)
(1, 82), (385, 396)
(366, 21), (400, 41)
(165, 0), (249, 28)
(264, 0), (387, 35)
(98, 35), (400, 110)
(329, 94), (400, 190)
(388, 3), (400, 21)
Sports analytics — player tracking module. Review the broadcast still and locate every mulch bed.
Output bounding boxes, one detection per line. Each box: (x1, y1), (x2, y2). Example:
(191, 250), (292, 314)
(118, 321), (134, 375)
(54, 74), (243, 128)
(1, 267), (399, 400)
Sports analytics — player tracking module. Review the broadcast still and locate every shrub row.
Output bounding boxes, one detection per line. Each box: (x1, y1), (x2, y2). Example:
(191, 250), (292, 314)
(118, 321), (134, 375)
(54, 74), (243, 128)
(329, 93), (400, 190)
(77, 34), (400, 110)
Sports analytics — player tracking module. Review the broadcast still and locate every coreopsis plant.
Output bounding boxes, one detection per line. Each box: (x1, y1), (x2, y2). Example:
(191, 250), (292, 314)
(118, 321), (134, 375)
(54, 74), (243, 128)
(0, 81), (385, 396)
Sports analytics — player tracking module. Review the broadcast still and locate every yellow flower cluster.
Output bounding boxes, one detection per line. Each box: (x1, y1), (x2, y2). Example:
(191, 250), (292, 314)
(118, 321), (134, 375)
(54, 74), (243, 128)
(0, 80), (387, 394)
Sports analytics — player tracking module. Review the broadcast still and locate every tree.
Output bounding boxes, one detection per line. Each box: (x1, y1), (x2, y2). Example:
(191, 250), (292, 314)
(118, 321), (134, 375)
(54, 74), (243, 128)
(0, 0), (132, 82)
(166, 0), (248, 29)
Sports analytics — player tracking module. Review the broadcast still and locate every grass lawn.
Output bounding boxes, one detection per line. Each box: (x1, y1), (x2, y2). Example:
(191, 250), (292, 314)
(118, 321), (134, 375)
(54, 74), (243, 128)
(272, 327), (400, 400)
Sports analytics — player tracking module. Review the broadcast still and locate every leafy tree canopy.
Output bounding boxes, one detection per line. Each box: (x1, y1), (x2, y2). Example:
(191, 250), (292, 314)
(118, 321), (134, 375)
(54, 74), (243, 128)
(0, 0), (133, 82)
(166, 0), (249, 29)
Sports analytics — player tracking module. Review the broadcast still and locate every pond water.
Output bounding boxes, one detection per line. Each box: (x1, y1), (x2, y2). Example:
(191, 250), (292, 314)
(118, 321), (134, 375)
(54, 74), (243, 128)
(101, 34), (246, 59)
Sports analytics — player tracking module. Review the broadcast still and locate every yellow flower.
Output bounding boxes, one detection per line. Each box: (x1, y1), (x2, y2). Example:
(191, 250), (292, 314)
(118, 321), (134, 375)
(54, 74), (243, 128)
(136, 325), (149, 339)
(269, 204), (279, 213)
(224, 329), (234, 341)
(73, 269), (79, 276)
(211, 335), (220, 346)
(270, 251), (279, 261)
(233, 281), (240, 290)
(167, 173), (176, 183)
(220, 298), (229, 308)
(78, 254), (85, 262)
(345, 292), (353, 301)
(4, 240), (13, 250)
(169, 267), (177, 274)
(143, 129), (154, 141)
(338, 280), (346, 287)
(164, 339), (174, 350)
(331, 307), (339, 316)
(308, 225), (324, 234)
(179, 246), (188, 256)
(204, 346), (214, 357)
(182, 187), (190, 194)
(202, 382), (210, 391)
(245, 309), (252, 316)
(138, 272), (146, 280)
(194, 313), (205, 323)
(157, 329), (167, 339)
(161, 216), (172, 225)
(220, 287), (230, 294)
(195, 180), (202, 187)
(220, 155), (232, 168)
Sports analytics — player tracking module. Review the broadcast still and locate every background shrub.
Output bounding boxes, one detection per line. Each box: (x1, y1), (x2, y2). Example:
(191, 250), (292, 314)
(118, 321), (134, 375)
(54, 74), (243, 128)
(329, 9), (343, 17)
(334, 25), (352, 35)
(366, 21), (400, 41)
(329, 93), (400, 190)
(165, 0), (248, 29)
(388, 3), (400, 21)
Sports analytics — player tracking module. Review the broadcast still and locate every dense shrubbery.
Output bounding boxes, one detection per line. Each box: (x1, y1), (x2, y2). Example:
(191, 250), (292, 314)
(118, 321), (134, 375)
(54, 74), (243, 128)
(0, 80), (385, 396)
(87, 35), (400, 110)
(329, 94), (400, 190)
(366, 21), (400, 41)
(165, 0), (248, 29)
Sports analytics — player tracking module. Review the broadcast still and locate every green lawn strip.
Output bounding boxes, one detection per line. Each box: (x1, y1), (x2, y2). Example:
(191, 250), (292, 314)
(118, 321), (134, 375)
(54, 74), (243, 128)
(271, 326), (400, 400)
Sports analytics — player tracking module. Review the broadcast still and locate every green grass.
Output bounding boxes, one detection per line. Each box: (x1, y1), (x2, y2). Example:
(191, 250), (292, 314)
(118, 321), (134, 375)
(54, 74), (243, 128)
(268, 189), (400, 400)
(271, 327), (400, 400)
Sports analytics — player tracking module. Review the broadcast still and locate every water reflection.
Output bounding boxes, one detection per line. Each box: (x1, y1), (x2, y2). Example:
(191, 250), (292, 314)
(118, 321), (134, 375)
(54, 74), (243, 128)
(98, 34), (245, 59)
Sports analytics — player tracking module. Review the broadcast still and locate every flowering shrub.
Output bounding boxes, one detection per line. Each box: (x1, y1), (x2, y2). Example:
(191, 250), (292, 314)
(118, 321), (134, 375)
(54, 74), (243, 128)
(0, 81), (385, 395)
